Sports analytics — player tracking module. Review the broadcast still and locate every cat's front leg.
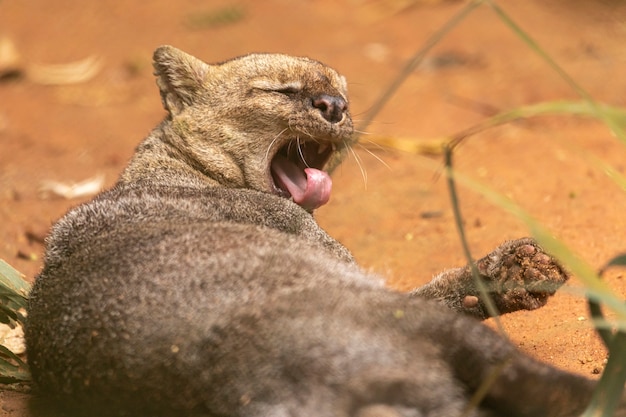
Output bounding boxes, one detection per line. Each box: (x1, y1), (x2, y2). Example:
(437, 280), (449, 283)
(411, 238), (569, 320)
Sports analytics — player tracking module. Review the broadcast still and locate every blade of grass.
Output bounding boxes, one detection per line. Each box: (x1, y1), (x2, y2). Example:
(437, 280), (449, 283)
(356, 0), (482, 135)
(483, 0), (626, 147)
(0, 260), (31, 298)
(0, 261), (31, 382)
(600, 254), (626, 275)
(583, 254), (626, 417)
(0, 260), (30, 328)
(582, 331), (626, 417)
(590, 254), (626, 348)
(452, 100), (626, 142)
(444, 147), (505, 331)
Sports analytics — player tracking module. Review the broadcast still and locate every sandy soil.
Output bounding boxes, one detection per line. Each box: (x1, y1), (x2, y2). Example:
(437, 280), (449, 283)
(1, 0), (626, 415)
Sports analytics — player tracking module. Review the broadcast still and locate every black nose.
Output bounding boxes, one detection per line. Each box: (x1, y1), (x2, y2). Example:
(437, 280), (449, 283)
(312, 94), (347, 123)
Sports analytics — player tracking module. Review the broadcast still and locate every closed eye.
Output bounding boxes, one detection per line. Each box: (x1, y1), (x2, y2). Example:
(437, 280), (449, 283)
(250, 79), (303, 96)
(273, 86), (300, 96)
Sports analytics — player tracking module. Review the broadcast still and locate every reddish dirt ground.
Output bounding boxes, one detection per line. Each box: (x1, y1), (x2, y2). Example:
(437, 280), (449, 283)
(1, 0), (626, 415)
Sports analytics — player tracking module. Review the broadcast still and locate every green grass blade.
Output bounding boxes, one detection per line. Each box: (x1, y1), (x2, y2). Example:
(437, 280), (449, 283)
(0, 261), (31, 382)
(452, 100), (626, 141)
(0, 260), (30, 328)
(601, 254), (626, 273)
(585, 253), (626, 417)
(444, 148), (506, 333)
(0, 260), (31, 301)
(582, 331), (626, 417)
(0, 343), (29, 383)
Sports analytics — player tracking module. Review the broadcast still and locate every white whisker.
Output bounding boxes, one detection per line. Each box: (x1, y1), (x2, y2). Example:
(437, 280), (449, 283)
(347, 143), (368, 188)
(298, 125), (317, 141)
(264, 128), (289, 163)
(302, 129), (316, 140)
(357, 143), (391, 170)
(297, 137), (310, 168)
(359, 138), (387, 152)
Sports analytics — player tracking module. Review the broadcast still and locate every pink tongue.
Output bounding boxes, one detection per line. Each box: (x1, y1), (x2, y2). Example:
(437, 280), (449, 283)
(271, 154), (332, 211)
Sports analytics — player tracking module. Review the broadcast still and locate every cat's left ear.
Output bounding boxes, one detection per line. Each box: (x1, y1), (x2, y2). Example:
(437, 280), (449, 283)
(153, 45), (211, 116)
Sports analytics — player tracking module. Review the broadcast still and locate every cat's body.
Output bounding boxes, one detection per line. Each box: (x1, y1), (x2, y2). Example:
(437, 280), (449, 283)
(25, 46), (621, 417)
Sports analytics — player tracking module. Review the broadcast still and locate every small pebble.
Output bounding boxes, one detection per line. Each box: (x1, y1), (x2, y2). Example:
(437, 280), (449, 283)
(363, 43), (389, 63)
(420, 211), (443, 219)
(16, 250), (38, 261)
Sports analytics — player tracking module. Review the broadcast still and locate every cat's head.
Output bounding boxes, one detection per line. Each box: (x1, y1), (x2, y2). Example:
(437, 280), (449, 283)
(153, 45), (354, 211)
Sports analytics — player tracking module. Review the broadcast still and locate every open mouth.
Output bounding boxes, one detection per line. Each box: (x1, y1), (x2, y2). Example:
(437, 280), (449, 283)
(270, 140), (335, 211)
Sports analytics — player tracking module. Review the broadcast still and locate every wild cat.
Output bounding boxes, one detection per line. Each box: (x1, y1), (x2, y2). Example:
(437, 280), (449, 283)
(25, 46), (621, 417)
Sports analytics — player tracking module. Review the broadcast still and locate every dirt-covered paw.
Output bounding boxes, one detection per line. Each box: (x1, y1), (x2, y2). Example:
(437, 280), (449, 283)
(475, 237), (569, 315)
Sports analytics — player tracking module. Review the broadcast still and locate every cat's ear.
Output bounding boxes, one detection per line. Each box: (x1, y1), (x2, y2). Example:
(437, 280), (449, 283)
(153, 45), (211, 115)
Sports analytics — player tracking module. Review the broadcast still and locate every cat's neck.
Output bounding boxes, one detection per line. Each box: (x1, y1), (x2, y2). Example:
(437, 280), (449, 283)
(118, 123), (244, 190)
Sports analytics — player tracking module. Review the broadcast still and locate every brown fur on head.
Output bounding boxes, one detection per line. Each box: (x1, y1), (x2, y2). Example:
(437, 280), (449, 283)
(146, 46), (354, 205)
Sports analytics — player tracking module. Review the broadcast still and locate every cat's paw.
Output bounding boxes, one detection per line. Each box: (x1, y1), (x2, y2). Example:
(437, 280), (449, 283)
(471, 237), (569, 315)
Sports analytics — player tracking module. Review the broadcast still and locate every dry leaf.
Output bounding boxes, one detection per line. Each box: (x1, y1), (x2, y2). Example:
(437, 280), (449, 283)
(0, 36), (22, 78)
(28, 55), (103, 85)
(39, 174), (105, 199)
(0, 324), (25, 355)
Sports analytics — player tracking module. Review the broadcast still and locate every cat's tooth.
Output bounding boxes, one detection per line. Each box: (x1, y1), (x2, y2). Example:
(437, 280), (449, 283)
(318, 144), (329, 154)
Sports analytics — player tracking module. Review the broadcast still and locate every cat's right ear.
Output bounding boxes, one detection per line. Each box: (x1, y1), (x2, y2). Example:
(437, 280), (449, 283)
(153, 45), (211, 116)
